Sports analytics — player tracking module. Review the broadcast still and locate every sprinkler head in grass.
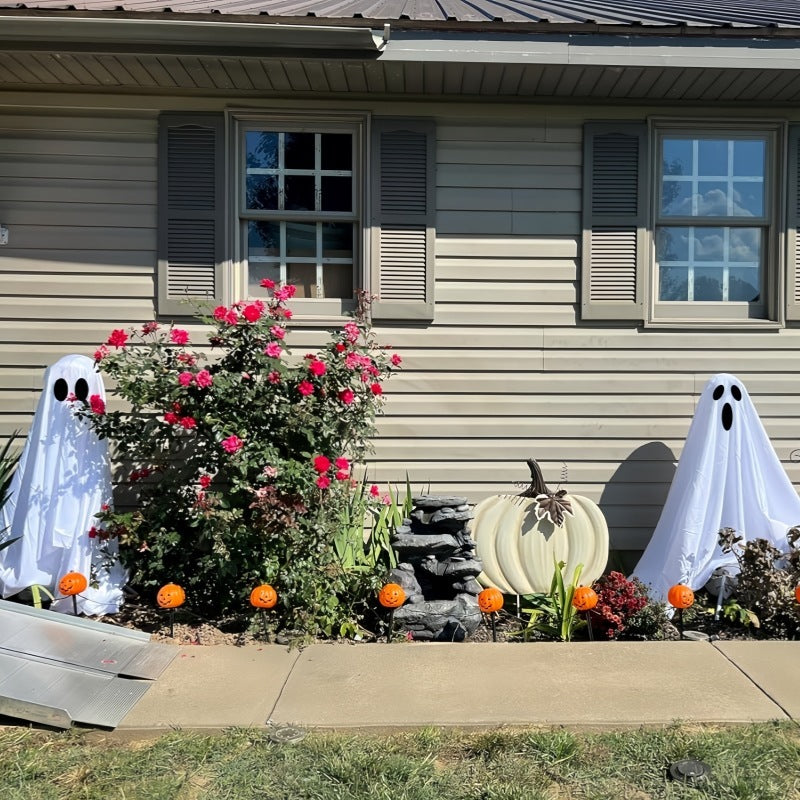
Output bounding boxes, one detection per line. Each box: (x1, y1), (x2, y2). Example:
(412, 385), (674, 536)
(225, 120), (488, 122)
(668, 759), (711, 788)
(668, 584), (695, 639)
(571, 586), (598, 641)
(378, 583), (406, 642)
(156, 582), (186, 638)
(478, 587), (504, 641)
(250, 584), (278, 639)
(58, 571), (88, 616)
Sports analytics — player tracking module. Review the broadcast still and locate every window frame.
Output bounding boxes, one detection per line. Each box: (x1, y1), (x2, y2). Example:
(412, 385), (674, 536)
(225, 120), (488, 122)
(646, 119), (786, 328)
(229, 111), (368, 320)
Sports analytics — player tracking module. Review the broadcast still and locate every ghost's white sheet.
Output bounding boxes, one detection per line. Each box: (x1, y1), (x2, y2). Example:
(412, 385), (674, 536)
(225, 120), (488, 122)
(633, 373), (800, 602)
(0, 354), (126, 614)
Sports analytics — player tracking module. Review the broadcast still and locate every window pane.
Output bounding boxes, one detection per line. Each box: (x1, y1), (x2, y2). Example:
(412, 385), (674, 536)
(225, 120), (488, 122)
(284, 133), (315, 169)
(322, 223), (353, 258)
(696, 182), (728, 216)
(323, 266), (352, 299)
(246, 175), (278, 210)
(247, 221), (280, 257)
(285, 175), (315, 211)
(729, 267), (760, 301)
(656, 227), (689, 261)
(659, 267), (688, 301)
(246, 132), (278, 169)
(694, 227), (724, 261)
(248, 262), (281, 296)
(733, 182), (763, 217)
(729, 228), (761, 262)
(697, 140), (727, 176)
(286, 222), (316, 257)
(662, 139), (693, 176)
(733, 140), (765, 176)
(321, 133), (352, 170)
(694, 268), (723, 301)
(321, 176), (352, 212)
(287, 262), (317, 298)
(661, 181), (692, 216)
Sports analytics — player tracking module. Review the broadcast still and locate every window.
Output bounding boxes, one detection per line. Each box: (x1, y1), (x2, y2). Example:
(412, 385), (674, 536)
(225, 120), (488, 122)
(235, 115), (365, 316)
(581, 120), (788, 327)
(653, 126), (778, 322)
(157, 112), (435, 322)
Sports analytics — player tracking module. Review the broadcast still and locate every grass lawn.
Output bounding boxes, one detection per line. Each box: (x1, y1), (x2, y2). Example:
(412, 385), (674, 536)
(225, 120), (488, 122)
(1, 723), (798, 800)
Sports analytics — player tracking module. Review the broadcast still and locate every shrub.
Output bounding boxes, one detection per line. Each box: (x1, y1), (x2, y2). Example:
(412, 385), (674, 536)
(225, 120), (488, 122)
(718, 527), (800, 639)
(588, 571), (649, 639)
(82, 287), (402, 638)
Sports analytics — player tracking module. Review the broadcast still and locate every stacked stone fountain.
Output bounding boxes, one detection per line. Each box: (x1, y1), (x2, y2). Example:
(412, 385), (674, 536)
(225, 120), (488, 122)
(388, 495), (483, 641)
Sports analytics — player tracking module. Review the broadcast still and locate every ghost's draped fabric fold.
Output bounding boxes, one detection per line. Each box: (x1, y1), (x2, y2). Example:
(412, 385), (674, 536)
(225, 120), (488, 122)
(0, 354), (126, 615)
(632, 373), (800, 602)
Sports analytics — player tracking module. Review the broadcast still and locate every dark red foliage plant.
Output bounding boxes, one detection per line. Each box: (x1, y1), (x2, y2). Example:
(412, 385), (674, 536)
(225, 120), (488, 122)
(588, 571), (649, 639)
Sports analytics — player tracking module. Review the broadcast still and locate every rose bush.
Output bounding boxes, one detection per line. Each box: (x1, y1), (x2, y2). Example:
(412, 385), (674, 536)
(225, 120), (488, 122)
(83, 287), (401, 638)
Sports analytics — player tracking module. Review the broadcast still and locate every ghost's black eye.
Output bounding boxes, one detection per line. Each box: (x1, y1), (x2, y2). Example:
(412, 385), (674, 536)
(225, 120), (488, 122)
(731, 385), (742, 401)
(74, 378), (89, 402)
(713, 385), (724, 400)
(53, 378), (68, 402)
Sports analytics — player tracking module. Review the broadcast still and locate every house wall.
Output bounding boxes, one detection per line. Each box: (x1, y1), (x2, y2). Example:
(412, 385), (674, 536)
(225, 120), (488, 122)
(3, 96), (800, 565)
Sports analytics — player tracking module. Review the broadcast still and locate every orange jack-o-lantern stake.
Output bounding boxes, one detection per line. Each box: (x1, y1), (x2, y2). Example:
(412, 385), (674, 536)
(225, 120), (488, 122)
(667, 583), (695, 639)
(571, 586), (599, 641)
(58, 571), (88, 616)
(156, 583), (186, 637)
(378, 583), (406, 642)
(794, 585), (800, 605)
(250, 584), (278, 638)
(478, 587), (504, 642)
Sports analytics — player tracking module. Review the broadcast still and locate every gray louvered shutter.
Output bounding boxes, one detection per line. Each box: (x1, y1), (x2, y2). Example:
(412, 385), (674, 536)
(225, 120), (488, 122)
(787, 125), (800, 321)
(581, 122), (648, 321)
(157, 113), (224, 318)
(370, 118), (435, 321)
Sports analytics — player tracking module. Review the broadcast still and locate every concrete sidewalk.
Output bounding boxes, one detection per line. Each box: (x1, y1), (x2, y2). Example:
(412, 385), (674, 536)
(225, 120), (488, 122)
(116, 640), (800, 734)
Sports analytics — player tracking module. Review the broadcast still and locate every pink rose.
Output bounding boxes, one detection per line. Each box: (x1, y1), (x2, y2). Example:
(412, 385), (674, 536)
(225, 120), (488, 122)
(242, 303), (263, 322)
(391, 353), (403, 366)
(164, 412), (179, 425)
(179, 416), (196, 429)
(213, 305), (228, 321)
(195, 370), (213, 388)
(221, 435), (244, 454)
(369, 484), (380, 497)
(298, 381), (314, 397)
(270, 326), (286, 340)
(88, 526), (98, 539)
(264, 342), (283, 359)
(260, 278), (275, 289)
(107, 329), (128, 348)
(335, 470), (349, 481)
(170, 328), (189, 345)
(345, 352), (360, 370)
(338, 389), (354, 405)
(282, 308), (293, 320)
(142, 321), (159, 334)
(316, 475), (331, 490)
(263, 465), (278, 478)
(176, 353), (197, 365)
(199, 475), (212, 488)
(335, 457), (350, 471)
(370, 383), (383, 396)
(308, 359), (326, 377)
(267, 371), (281, 384)
(335, 343), (347, 353)
(274, 284), (297, 301)
(178, 371), (194, 386)
(343, 321), (359, 343)
(93, 345), (109, 362)
(313, 455), (331, 473)
(89, 394), (105, 415)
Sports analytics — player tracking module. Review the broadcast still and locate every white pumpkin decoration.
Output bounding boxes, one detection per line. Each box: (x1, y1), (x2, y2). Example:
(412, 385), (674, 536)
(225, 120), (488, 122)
(472, 460), (609, 594)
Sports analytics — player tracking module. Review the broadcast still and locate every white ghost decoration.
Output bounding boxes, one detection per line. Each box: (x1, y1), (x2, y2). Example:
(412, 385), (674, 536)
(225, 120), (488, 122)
(0, 354), (126, 614)
(633, 373), (800, 602)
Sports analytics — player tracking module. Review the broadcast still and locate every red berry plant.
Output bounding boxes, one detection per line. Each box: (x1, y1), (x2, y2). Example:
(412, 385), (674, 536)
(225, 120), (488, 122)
(81, 286), (402, 639)
(589, 571), (649, 639)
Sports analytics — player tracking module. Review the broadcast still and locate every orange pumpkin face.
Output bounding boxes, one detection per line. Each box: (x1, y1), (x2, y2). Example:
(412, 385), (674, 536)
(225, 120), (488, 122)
(250, 584), (278, 609)
(572, 586), (599, 612)
(478, 587), (504, 614)
(58, 572), (87, 597)
(667, 584), (695, 610)
(378, 583), (406, 609)
(795, 585), (800, 604)
(157, 583), (186, 609)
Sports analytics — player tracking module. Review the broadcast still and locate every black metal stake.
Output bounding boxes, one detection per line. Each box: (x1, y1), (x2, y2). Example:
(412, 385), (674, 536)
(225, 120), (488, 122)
(490, 612), (497, 642)
(677, 608), (685, 640)
(71, 594), (78, 616)
(387, 608), (395, 642)
(169, 608), (175, 638)
(260, 608), (269, 640)
(585, 612), (594, 641)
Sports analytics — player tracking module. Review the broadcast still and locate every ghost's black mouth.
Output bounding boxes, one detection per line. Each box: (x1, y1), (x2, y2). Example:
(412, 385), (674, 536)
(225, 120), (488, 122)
(722, 403), (733, 431)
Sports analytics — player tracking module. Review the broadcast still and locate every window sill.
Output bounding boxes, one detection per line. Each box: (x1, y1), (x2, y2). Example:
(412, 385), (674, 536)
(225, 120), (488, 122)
(643, 318), (782, 331)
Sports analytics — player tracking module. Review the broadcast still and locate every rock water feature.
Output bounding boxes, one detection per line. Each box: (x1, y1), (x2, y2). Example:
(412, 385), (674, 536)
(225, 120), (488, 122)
(388, 496), (483, 641)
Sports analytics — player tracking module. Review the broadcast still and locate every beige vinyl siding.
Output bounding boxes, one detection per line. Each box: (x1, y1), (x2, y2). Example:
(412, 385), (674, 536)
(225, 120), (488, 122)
(4, 104), (800, 562)
(0, 111), (158, 438)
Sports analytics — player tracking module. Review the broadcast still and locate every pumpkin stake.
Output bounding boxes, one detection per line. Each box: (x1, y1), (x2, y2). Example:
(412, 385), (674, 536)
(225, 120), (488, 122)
(478, 587), (504, 642)
(667, 584), (695, 641)
(58, 572), (88, 617)
(250, 584), (278, 641)
(156, 583), (186, 638)
(378, 583), (406, 643)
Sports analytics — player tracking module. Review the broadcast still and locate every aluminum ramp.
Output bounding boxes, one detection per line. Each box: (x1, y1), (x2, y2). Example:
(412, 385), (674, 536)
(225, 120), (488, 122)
(0, 599), (177, 729)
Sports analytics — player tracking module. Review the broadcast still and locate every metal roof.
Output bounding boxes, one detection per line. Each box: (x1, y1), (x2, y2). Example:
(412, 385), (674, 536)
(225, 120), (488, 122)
(4, 0), (800, 30)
